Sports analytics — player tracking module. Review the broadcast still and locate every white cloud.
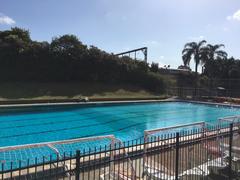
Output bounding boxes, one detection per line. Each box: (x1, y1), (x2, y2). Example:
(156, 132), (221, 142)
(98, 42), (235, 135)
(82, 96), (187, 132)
(0, 14), (15, 25)
(226, 9), (240, 21)
(233, 10), (240, 21)
(160, 56), (164, 59)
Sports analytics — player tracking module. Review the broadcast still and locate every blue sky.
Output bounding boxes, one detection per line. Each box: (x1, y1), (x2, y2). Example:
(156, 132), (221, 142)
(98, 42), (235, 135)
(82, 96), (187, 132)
(1, 0), (240, 69)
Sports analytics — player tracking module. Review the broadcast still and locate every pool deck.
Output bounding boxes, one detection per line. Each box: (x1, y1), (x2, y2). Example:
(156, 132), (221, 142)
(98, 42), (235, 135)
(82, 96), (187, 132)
(0, 97), (240, 108)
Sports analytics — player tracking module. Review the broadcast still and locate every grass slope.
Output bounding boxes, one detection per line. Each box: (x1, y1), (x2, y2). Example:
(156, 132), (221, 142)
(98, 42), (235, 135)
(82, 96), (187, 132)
(0, 82), (165, 101)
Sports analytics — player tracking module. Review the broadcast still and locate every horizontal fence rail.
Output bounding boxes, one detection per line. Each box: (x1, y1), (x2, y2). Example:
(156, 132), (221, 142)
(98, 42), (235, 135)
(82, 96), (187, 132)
(0, 123), (240, 179)
(167, 87), (240, 99)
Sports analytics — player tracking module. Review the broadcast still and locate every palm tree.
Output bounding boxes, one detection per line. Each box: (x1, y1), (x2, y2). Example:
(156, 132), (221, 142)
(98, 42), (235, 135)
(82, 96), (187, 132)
(182, 40), (207, 97)
(182, 40), (207, 74)
(206, 45), (227, 94)
(201, 44), (228, 75)
(206, 44), (228, 61)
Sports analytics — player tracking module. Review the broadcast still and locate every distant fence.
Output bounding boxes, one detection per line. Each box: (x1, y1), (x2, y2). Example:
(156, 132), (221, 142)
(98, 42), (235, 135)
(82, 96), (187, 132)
(0, 123), (240, 179)
(167, 87), (240, 98)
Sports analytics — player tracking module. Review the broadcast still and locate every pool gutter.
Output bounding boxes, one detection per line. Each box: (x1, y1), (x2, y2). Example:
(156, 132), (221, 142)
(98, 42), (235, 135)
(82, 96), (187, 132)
(0, 98), (176, 108)
(0, 98), (240, 108)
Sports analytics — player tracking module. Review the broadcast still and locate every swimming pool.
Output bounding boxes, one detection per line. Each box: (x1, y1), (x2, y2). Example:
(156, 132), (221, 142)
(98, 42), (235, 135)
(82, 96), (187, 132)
(0, 101), (239, 148)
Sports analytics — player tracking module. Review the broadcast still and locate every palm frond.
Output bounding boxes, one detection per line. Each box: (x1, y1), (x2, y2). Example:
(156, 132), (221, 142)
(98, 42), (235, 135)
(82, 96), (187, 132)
(184, 42), (197, 49)
(206, 43), (227, 60)
(182, 48), (194, 54)
(207, 44), (213, 49)
(216, 50), (228, 59)
(182, 51), (193, 66)
(215, 44), (225, 48)
(198, 40), (207, 48)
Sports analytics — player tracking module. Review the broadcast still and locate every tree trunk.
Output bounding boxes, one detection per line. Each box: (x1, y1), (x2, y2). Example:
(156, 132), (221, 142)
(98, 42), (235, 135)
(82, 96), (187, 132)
(194, 62), (198, 98)
(195, 62), (198, 74)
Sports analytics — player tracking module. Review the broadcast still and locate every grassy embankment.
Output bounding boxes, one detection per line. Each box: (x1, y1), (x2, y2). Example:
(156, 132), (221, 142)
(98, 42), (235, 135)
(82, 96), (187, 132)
(0, 82), (168, 103)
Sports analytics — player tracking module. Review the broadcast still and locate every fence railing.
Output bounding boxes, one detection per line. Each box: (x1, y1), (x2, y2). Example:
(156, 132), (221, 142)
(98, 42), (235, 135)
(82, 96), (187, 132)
(0, 123), (240, 179)
(167, 87), (240, 99)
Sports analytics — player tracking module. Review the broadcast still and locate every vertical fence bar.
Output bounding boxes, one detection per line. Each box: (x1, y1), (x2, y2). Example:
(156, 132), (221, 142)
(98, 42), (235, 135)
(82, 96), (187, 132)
(27, 159), (30, 180)
(229, 123), (233, 180)
(56, 154), (59, 179)
(49, 155), (52, 178)
(76, 150), (80, 180)
(175, 132), (179, 180)
(18, 160), (21, 178)
(10, 161), (13, 179)
(34, 157), (37, 179)
(1, 163), (4, 180)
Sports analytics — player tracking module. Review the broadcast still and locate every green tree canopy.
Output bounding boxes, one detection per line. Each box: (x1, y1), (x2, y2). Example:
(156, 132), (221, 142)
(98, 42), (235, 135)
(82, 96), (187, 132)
(0, 27), (166, 92)
(182, 40), (207, 74)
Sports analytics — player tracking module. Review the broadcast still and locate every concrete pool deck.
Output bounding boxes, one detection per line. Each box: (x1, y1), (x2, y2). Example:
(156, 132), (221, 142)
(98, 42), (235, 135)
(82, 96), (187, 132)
(0, 97), (240, 109)
(0, 98), (175, 108)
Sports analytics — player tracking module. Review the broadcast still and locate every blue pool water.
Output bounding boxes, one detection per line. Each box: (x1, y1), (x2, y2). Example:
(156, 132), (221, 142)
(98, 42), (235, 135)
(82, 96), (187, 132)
(0, 101), (239, 148)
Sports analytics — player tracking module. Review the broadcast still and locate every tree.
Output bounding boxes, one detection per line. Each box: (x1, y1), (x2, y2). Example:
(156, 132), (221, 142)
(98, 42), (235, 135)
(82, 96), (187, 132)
(0, 27), (167, 92)
(182, 40), (208, 96)
(0, 27), (31, 56)
(202, 44), (228, 75)
(50, 35), (87, 59)
(150, 62), (159, 72)
(182, 40), (207, 74)
(206, 44), (228, 61)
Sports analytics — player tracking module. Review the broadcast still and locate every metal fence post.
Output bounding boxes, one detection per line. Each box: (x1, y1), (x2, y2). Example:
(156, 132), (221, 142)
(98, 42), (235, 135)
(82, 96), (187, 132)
(76, 150), (80, 180)
(229, 123), (233, 180)
(175, 132), (179, 180)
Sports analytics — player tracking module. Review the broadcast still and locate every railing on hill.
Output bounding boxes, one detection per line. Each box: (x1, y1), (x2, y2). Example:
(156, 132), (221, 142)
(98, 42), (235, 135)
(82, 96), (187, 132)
(167, 87), (240, 99)
(0, 123), (240, 179)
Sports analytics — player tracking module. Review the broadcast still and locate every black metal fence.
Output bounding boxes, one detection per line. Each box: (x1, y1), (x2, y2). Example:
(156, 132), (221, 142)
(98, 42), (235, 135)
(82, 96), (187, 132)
(1, 123), (240, 179)
(167, 87), (240, 99)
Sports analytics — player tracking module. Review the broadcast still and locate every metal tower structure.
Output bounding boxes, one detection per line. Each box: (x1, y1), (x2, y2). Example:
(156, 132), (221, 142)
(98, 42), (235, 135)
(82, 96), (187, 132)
(115, 47), (148, 62)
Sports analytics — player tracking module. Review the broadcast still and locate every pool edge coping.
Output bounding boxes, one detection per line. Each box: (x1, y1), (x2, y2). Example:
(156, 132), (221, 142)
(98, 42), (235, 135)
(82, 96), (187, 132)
(0, 98), (176, 108)
(0, 98), (240, 108)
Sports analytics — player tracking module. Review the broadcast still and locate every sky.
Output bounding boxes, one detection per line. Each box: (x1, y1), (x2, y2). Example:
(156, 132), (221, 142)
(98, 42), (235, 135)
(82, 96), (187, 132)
(1, 0), (240, 69)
